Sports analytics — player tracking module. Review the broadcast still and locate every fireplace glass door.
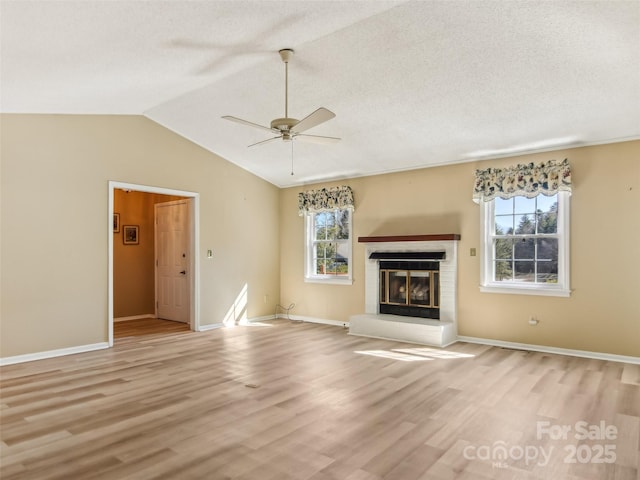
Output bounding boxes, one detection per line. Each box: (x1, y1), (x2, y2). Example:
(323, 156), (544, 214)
(380, 269), (439, 309)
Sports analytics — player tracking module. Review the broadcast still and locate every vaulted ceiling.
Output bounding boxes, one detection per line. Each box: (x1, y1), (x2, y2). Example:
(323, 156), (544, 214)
(2, 1), (639, 187)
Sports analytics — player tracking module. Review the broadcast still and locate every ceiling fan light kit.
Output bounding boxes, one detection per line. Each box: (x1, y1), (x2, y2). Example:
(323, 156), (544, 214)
(223, 48), (340, 148)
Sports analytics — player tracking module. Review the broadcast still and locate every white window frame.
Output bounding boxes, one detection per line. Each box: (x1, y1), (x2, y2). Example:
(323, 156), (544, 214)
(304, 209), (353, 285)
(479, 191), (571, 297)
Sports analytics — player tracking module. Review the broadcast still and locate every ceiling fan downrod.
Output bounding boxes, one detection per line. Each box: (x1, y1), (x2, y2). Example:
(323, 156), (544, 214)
(279, 48), (294, 119)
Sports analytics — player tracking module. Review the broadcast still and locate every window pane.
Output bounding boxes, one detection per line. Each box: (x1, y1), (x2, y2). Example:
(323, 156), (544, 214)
(537, 260), (558, 283)
(495, 238), (513, 260)
(334, 242), (349, 274)
(336, 210), (350, 239)
(495, 215), (514, 235)
(324, 243), (336, 267)
(325, 213), (336, 240)
(536, 194), (557, 213)
(315, 243), (326, 260)
(314, 216), (328, 240)
(316, 259), (326, 275)
(514, 238), (535, 259)
(514, 196), (536, 215)
(494, 260), (513, 281)
(495, 197), (513, 215)
(537, 238), (558, 261)
(536, 207), (557, 234)
(514, 261), (535, 282)
(325, 260), (337, 274)
(514, 214), (535, 235)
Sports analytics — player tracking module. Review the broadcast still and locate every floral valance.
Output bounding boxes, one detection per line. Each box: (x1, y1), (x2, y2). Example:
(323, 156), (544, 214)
(298, 185), (354, 216)
(473, 158), (571, 203)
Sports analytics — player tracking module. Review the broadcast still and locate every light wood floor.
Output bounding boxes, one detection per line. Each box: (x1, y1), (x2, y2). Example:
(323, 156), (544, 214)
(114, 318), (191, 341)
(1, 320), (638, 479)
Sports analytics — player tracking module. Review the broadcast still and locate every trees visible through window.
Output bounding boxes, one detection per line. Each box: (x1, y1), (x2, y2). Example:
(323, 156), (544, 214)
(305, 209), (352, 283)
(493, 194), (558, 283)
(480, 191), (570, 296)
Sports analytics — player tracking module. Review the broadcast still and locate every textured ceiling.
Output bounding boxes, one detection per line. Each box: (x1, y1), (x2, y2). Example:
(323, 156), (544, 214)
(2, 1), (639, 187)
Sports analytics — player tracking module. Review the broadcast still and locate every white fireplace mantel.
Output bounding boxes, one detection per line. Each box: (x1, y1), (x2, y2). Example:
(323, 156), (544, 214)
(349, 234), (460, 347)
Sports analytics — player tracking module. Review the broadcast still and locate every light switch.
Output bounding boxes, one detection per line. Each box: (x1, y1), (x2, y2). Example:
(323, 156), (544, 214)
(207, 249), (213, 258)
(470, 248), (477, 257)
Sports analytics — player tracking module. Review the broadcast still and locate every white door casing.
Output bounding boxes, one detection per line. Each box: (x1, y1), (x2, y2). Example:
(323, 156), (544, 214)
(108, 181), (199, 347)
(155, 200), (190, 323)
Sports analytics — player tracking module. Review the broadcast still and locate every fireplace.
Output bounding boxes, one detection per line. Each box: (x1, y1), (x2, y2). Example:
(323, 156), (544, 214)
(379, 260), (440, 319)
(350, 234), (460, 347)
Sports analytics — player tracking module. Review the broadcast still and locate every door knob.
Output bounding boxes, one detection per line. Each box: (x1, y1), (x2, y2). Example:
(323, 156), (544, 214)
(179, 270), (186, 275)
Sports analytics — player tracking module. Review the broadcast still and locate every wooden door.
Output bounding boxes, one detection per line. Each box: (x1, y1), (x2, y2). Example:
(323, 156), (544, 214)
(155, 200), (190, 323)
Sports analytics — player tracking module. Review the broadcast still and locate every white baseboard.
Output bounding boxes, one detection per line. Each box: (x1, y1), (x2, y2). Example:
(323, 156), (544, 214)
(457, 336), (640, 365)
(246, 314), (277, 323)
(199, 315), (279, 331)
(114, 314), (156, 322)
(197, 323), (224, 332)
(276, 313), (349, 328)
(0, 342), (110, 366)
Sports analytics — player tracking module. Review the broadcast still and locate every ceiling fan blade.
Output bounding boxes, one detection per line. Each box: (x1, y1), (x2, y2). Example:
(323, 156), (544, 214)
(295, 134), (341, 144)
(222, 116), (276, 133)
(292, 107), (336, 133)
(248, 136), (282, 148)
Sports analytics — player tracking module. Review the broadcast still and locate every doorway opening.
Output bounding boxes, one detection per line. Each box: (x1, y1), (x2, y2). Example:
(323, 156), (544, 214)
(108, 181), (200, 346)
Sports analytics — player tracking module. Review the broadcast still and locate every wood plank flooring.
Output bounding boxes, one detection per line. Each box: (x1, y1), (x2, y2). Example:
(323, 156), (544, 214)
(1, 320), (638, 479)
(114, 318), (191, 340)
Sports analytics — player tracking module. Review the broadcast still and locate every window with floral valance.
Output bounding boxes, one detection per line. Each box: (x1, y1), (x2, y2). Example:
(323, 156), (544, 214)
(474, 159), (572, 297)
(299, 186), (354, 285)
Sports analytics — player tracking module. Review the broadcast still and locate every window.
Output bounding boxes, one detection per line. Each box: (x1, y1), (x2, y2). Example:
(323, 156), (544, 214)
(480, 191), (570, 296)
(304, 209), (353, 284)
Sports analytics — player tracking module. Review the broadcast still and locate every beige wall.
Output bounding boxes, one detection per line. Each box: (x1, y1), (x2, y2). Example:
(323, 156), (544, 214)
(113, 190), (184, 318)
(1, 114), (280, 357)
(279, 141), (640, 357)
(1, 113), (637, 360)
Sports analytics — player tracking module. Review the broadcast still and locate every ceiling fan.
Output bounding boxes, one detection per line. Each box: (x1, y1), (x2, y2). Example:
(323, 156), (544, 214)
(223, 49), (340, 147)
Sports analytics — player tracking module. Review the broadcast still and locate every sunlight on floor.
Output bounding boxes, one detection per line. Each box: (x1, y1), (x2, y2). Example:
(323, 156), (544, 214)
(394, 347), (475, 359)
(355, 346), (475, 362)
(355, 350), (433, 362)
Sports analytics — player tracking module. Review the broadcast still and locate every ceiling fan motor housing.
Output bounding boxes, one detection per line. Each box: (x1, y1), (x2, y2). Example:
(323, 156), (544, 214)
(270, 117), (298, 132)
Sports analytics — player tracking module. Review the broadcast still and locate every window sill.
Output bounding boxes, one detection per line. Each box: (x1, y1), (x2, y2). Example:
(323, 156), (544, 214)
(480, 284), (571, 297)
(305, 276), (353, 286)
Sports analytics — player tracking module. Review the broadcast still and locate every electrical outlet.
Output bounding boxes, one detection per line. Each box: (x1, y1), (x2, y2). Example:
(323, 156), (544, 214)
(263, 294), (269, 304)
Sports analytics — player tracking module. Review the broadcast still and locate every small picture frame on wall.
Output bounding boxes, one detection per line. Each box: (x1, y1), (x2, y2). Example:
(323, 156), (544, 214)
(123, 225), (139, 245)
(113, 213), (120, 233)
